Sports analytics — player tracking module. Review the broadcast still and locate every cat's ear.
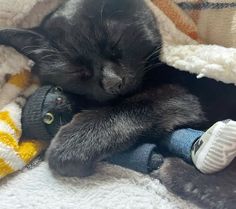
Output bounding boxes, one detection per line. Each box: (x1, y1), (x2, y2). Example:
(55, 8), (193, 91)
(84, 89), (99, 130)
(0, 28), (54, 62)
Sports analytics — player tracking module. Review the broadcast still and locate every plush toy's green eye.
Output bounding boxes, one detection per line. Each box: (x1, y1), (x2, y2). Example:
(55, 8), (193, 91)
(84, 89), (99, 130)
(43, 113), (54, 125)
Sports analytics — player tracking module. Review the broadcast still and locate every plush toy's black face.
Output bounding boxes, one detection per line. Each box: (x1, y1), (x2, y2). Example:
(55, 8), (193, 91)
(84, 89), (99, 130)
(0, 0), (161, 102)
(42, 87), (81, 137)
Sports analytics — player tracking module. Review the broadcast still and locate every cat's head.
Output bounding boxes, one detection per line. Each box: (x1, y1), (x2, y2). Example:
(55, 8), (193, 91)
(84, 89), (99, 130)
(0, 0), (161, 102)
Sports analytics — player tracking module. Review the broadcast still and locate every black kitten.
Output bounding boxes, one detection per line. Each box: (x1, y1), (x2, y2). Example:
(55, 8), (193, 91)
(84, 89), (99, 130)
(0, 0), (161, 102)
(0, 0), (235, 177)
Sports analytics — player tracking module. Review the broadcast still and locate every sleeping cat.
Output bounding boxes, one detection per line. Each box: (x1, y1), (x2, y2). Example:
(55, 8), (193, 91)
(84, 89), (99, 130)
(0, 0), (235, 177)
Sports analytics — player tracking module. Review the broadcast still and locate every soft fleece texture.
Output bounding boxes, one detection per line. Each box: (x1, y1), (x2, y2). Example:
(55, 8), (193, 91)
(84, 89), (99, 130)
(0, 161), (198, 209)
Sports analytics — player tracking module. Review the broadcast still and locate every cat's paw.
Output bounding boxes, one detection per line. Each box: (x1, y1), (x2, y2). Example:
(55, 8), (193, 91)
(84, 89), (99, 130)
(46, 117), (98, 177)
(46, 143), (95, 177)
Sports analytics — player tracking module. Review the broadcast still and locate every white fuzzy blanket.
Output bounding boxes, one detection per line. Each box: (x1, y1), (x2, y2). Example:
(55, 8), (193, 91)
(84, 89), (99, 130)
(0, 161), (197, 209)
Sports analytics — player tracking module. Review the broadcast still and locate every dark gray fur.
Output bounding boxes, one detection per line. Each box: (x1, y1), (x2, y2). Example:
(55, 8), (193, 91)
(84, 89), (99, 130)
(153, 158), (236, 209)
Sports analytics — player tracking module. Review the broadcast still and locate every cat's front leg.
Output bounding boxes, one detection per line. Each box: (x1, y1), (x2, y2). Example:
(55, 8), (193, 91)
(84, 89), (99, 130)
(46, 84), (206, 177)
(46, 103), (154, 177)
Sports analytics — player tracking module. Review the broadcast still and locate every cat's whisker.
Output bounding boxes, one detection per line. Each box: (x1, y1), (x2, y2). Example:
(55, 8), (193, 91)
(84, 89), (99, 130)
(146, 62), (162, 70)
(145, 47), (162, 62)
(138, 61), (163, 73)
(21, 45), (40, 51)
(45, 61), (68, 71)
(100, 0), (108, 25)
(39, 54), (61, 61)
(21, 45), (58, 54)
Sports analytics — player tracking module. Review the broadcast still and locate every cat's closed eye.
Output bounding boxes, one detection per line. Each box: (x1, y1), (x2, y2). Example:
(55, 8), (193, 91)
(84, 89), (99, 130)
(109, 47), (122, 61)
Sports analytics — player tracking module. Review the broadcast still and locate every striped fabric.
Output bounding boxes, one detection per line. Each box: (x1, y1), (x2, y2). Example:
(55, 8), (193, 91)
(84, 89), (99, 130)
(178, 2), (236, 10)
(0, 0), (62, 179)
(150, 0), (236, 46)
(176, 0), (236, 47)
(0, 65), (46, 179)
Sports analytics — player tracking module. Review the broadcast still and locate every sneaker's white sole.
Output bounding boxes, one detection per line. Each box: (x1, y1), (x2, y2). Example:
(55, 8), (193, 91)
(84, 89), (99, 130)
(195, 121), (236, 174)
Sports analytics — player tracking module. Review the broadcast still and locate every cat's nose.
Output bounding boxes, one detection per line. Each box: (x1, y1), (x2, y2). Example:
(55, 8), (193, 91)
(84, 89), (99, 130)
(102, 65), (123, 94)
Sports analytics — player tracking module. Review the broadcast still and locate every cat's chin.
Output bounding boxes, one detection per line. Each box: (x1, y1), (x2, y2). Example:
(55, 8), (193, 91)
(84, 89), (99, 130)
(89, 95), (116, 103)
(82, 90), (117, 103)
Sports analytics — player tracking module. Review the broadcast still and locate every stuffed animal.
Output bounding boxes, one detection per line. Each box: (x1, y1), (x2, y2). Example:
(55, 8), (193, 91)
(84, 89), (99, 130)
(22, 86), (81, 141)
(21, 85), (164, 174)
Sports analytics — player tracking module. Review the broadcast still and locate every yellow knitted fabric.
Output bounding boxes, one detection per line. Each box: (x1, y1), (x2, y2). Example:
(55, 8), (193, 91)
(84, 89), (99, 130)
(0, 69), (46, 179)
